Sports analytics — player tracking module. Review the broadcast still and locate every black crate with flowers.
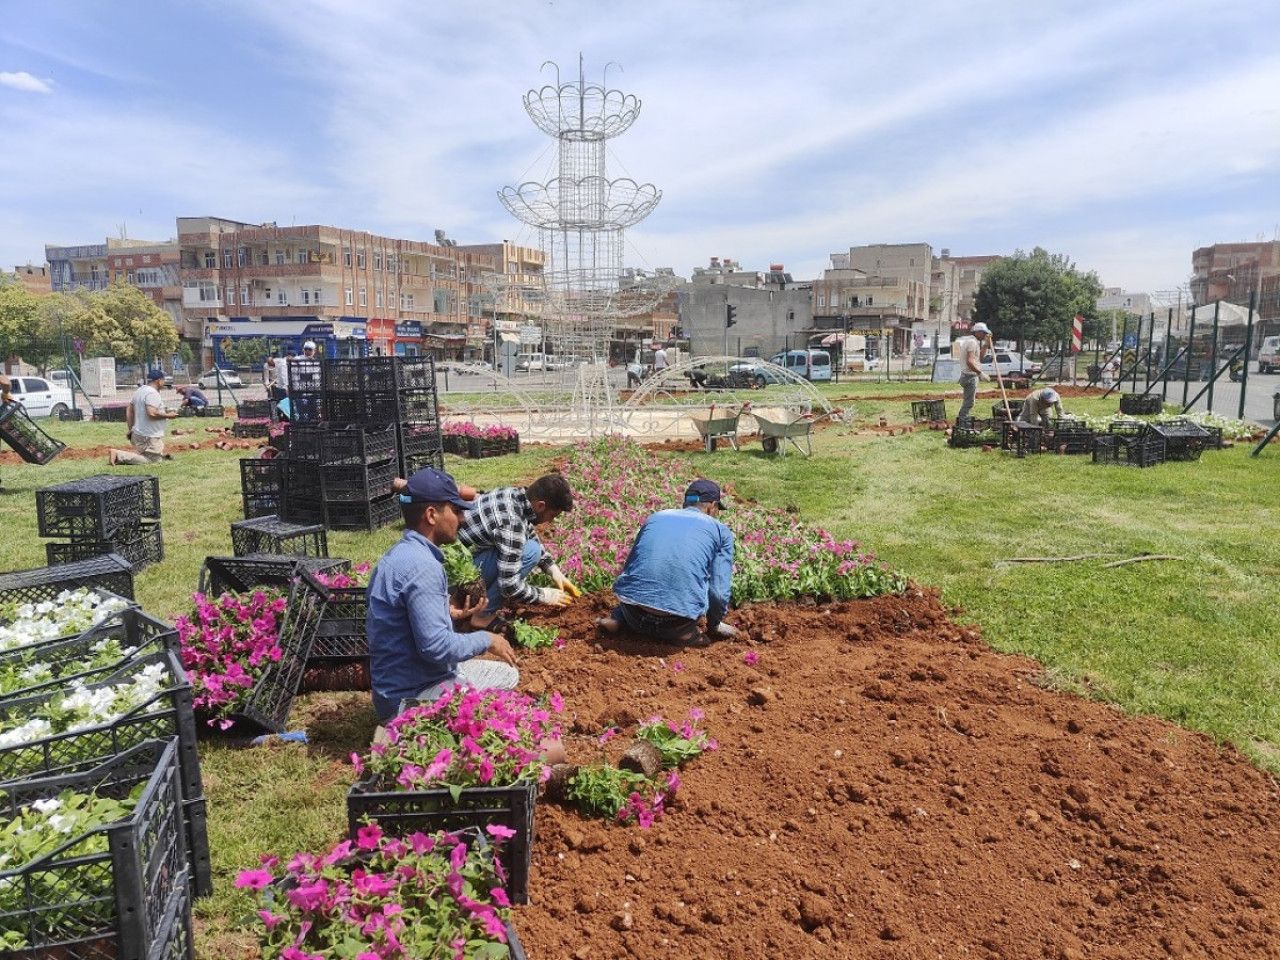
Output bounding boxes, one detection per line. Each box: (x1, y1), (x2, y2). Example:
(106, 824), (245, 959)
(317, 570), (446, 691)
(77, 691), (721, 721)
(466, 425), (521, 459)
(346, 687), (563, 904)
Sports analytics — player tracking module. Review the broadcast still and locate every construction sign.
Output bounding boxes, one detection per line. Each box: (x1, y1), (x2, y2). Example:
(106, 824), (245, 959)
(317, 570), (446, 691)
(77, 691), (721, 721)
(1071, 315), (1083, 353)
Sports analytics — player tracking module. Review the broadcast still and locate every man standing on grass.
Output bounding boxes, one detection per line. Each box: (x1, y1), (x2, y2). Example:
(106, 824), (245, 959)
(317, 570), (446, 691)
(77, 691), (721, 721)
(953, 321), (990, 422)
(597, 479), (737, 647)
(653, 344), (669, 375)
(457, 473), (580, 631)
(109, 368), (178, 465)
(366, 467), (518, 722)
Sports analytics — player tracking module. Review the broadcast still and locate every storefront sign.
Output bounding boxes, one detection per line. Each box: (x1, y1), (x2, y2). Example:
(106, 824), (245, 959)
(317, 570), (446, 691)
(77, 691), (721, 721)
(519, 324), (542, 345)
(396, 321), (423, 339)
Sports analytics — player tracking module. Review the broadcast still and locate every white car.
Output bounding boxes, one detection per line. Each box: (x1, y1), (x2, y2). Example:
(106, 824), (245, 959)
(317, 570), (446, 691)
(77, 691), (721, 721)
(979, 350), (1041, 377)
(198, 369), (244, 389)
(4, 375), (74, 418)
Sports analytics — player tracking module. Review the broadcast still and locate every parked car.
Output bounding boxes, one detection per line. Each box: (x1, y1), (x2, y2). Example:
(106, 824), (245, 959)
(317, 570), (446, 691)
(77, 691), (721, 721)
(515, 353), (546, 372)
(728, 360), (788, 387)
(4, 375), (74, 418)
(1258, 335), (1280, 374)
(979, 350), (1041, 377)
(197, 368), (244, 389)
(769, 349), (833, 382)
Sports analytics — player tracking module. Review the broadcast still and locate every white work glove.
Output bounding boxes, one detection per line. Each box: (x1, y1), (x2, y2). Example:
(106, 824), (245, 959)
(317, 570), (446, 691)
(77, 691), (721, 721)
(546, 563), (582, 598)
(539, 587), (572, 608)
(713, 622), (739, 638)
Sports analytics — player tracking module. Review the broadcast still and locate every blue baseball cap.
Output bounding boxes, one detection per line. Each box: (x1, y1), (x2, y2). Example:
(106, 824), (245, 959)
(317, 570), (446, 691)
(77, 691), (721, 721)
(684, 478), (726, 509)
(146, 367), (166, 382)
(400, 467), (473, 510)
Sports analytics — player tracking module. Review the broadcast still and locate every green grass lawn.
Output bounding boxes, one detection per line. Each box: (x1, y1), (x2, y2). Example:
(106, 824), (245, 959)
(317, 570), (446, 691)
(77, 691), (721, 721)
(3, 390), (1278, 953)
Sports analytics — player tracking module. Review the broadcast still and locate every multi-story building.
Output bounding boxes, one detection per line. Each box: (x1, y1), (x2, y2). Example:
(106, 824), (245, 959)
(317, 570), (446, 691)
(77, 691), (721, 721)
(1191, 241), (1280, 339)
(46, 237), (163, 294)
(178, 218), (508, 365)
(681, 258), (812, 359)
(453, 239), (545, 359)
(11, 264), (50, 296)
(812, 243), (933, 353)
(934, 252), (1002, 329)
(106, 242), (182, 327)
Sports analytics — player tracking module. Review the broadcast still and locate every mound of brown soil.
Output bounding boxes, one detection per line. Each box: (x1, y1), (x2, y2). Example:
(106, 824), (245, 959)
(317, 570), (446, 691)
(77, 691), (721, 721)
(508, 591), (1280, 959)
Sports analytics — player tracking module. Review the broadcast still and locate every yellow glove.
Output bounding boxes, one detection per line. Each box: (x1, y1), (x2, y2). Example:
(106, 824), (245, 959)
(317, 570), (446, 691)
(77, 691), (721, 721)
(547, 564), (582, 599)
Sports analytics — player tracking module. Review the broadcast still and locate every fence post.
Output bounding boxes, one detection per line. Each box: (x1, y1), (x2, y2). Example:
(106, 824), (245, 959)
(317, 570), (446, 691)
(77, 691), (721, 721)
(1207, 301), (1220, 413)
(1182, 306), (1196, 410)
(1145, 311), (1156, 390)
(1130, 314), (1140, 392)
(1161, 308), (1172, 401)
(1239, 289), (1255, 420)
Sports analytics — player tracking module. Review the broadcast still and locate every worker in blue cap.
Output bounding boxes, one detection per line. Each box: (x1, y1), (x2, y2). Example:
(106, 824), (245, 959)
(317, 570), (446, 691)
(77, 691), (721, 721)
(109, 368), (178, 465)
(366, 467), (519, 722)
(1018, 386), (1064, 430)
(597, 478), (737, 647)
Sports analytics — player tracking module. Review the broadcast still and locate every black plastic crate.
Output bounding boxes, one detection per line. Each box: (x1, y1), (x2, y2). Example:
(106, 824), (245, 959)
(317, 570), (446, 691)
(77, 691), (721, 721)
(288, 392), (324, 424)
(285, 425), (327, 462)
(0, 739), (190, 960)
(910, 399), (946, 422)
(321, 358), (365, 394)
(236, 399), (273, 420)
(398, 423), (444, 460)
(362, 357), (399, 393)
(0, 605), (175, 703)
(0, 554), (135, 606)
(310, 585), (368, 661)
(467, 435), (521, 459)
(395, 356), (438, 391)
(46, 521), (165, 572)
(94, 405), (130, 423)
(197, 554), (349, 596)
(242, 494), (280, 520)
(288, 358), (323, 392)
(1108, 419), (1149, 437)
(1093, 431), (1167, 467)
(58, 407), (86, 422)
(442, 432), (469, 456)
(325, 494), (400, 532)
(214, 572), (327, 734)
(1049, 430), (1095, 455)
(282, 457), (324, 503)
(1149, 418), (1213, 462)
(948, 424), (1001, 449)
(991, 402), (1018, 421)
(1119, 393), (1163, 416)
(1202, 425), (1225, 449)
(1000, 421), (1044, 457)
(37, 474), (161, 539)
(320, 459), (396, 503)
(0, 400), (67, 465)
(323, 393), (365, 424)
(182, 796), (211, 899)
(232, 419), (271, 439)
(396, 389), (440, 423)
(347, 777), (536, 904)
(404, 450), (445, 474)
(323, 423), (398, 465)
(363, 393), (402, 424)
(240, 458), (283, 519)
(177, 405), (224, 419)
(281, 496), (324, 525)
(230, 516), (328, 558)
(0, 647), (202, 800)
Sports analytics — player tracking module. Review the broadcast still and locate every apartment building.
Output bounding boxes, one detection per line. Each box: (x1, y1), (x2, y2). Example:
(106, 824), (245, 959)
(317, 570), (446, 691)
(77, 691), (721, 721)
(46, 237), (164, 295)
(11, 264), (51, 296)
(934, 252), (1002, 329)
(178, 218), (512, 365)
(106, 242), (182, 327)
(680, 258), (811, 359)
(1191, 241), (1280, 338)
(812, 243), (933, 353)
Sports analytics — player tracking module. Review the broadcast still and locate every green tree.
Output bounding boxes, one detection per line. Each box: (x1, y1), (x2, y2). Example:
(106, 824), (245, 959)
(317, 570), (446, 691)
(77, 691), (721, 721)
(37, 291), (111, 368)
(222, 336), (271, 370)
(93, 281), (178, 364)
(0, 284), (41, 368)
(973, 248), (1102, 351)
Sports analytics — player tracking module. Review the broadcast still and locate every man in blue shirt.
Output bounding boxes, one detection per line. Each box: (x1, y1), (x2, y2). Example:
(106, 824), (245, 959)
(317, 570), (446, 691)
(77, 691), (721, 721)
(597, 479), (738, 646)
(367, 467), (519, 722)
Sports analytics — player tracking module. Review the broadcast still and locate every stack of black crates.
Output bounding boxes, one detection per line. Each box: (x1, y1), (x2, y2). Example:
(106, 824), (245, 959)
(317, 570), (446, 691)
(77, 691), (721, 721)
(248, 355), (443, 531)
(36, 474), (164, 569)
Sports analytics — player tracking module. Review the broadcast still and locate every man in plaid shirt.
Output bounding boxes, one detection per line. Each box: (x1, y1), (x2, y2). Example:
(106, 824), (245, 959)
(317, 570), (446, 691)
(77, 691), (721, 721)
(458, 473), (581, 629)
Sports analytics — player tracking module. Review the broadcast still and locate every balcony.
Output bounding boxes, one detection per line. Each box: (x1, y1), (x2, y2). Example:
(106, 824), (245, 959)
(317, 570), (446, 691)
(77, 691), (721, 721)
(229, 262), (342, 280)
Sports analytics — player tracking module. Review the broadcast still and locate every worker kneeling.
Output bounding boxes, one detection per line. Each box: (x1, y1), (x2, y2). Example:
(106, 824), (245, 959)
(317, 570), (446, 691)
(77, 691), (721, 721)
(1018, 387), (1064, 430)
(598, 479), (738, 647)
(366, 467), (519, 722)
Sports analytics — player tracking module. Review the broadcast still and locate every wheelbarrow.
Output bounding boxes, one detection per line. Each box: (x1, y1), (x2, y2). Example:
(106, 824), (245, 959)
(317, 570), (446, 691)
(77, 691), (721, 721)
(752, 409), (814, 457)
(690, 406), (743, 452)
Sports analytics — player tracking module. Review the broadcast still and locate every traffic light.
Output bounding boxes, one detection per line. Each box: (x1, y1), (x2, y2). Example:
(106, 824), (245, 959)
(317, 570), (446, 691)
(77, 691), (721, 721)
(725, 304), (737, 328)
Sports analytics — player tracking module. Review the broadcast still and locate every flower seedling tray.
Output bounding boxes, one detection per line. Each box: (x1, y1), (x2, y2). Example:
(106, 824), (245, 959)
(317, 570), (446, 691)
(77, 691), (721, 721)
(1119, 393), (1163, 415)
(0, 554), (135, 606)
(948, 424), (1000, 448)
(347, 777), (537, 904)
(467, 435), (521, 459)
(910, 399), (946, 422)
(0, 604), (175, 704)
(397, 422), (444, 460)
(0, 739), (192, 960)
(0, 400), (67, 465)
(232, 419), (271, 439)
(36, 475), (160, 540)
(196, 555), (349, 597)
(230, 516), (328, 559)
(442, 432), (469, 456)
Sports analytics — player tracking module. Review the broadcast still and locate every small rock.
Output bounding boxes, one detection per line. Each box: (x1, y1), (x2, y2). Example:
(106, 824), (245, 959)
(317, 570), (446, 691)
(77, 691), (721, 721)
(747, 686), (774, 706)
(610, 911), (633, 932)
(619, 740), (664, 778)
(797, 894), (835, 932)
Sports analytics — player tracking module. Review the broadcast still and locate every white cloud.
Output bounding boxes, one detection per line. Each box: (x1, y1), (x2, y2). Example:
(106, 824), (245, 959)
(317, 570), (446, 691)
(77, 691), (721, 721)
(0, 71), (53, 94)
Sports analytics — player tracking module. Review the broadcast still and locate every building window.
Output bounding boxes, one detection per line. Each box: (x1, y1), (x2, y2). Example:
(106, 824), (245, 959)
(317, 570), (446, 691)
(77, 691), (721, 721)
(226, 285), (235, 304)
(387, 256), (397, 274)
(240, 285), (249, 305)
(357, 250), (366, 269)
(302, 289), (311, 305)
(223, 250), (233, 268)
(359, 287), (367, 307)
(238, 247), (247, 266)
(818, 294), (826, 308)
(277, 289), (287, 305)
(203, 251), (216, 269)
(297, 249), (308, 264)
(345, 287), (354, 306)
(343, 247), (352, 267)
(866, 296), (873, 306)
(199, 283), (218, 302)
(259, 251), (269, 266)
(400, 293), (414, 310)
(374, 252), (382, 271)
(375, 290), (383, 308)
(314, 288), (322, 304)
(275, 249), (286, 265)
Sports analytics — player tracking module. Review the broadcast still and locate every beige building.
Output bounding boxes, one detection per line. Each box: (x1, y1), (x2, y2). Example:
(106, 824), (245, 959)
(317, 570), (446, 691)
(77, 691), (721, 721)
(1191, 241), (1280, 338)
(813, 243), (933, 351)
(11, 263), (50, 296)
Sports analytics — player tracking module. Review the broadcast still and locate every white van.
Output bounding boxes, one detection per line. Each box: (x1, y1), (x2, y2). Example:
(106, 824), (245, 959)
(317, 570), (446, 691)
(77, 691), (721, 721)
(1258, 335), (1280, 374)
(770, 349), (833, 382)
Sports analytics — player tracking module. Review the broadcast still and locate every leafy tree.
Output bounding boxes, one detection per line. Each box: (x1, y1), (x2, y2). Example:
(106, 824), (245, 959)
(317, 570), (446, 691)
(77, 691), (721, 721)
(37, 291), (111, 368)
(222, 336), (272, 369)
(0, 284), (41, 368)
(973, 248), (1102, 351)
(93, 281), (178, 364)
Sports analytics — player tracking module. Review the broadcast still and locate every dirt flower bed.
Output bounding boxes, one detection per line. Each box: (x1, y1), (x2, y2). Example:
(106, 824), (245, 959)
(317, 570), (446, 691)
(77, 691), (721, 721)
(507, 592), (1280, 959)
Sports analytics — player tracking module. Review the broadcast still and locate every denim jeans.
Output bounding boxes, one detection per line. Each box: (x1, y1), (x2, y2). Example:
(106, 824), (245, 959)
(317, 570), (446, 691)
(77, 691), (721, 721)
(474, 538), (544, 615)
(613, 602), (703, 644)
(957, 373), (979, 422)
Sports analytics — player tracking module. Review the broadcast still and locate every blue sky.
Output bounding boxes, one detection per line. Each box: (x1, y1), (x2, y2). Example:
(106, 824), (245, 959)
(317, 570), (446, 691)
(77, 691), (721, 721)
(2, 0), (1278, 294)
